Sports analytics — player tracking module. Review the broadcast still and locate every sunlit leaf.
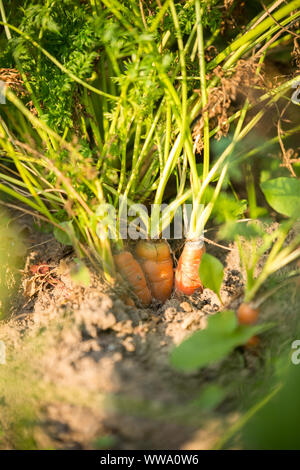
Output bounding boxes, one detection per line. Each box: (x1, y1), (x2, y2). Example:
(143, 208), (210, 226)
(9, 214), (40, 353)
(199, 253), (224, 300)
(261, 177), (300, 217)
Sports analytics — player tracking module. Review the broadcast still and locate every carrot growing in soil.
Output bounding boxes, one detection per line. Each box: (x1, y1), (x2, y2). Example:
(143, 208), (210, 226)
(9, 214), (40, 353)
(113, 251), (152, 307)
(237, 303), (260, 348)
(135, 240), (173, 303)
(175, 239), (205, 295)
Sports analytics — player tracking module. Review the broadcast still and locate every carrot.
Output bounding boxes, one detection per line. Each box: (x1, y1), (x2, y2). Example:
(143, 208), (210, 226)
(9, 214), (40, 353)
(245, 335), (260, 348)
(237, 303), (259, 325)
(114, 251), (152, 306)
(236, 303), (260, 348)
(122, 295), (136, 307)
(135, 240), (174, 303)
(175, 239), (205, 295)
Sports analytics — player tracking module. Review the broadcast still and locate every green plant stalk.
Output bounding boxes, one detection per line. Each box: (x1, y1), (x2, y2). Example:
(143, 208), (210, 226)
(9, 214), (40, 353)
(195, 162), (229, 237)
(210, 75), (300, 144)
(132, 114), (143, 168)
(145, 11), (202, 203)
(198, 72), (300, 209)
(159, 189), (193, 238)
(195, 0), (209, 182)
(169, 1), (187, 148)
(100, 0), (143, 32)
(242, 47), (267, 218)
(190, 11), (300, 124)
(189, 94), (250, 238)
(164, 101), (172, 165)
(0, 0), (11, 40)
(177, 150), (188, 198)
(245, 247), (300, 303)
(244, 231), (300, 302)
(0, 135), (55, 221)
(1, 94), (118, 281)
(123, 103), (163, 199)
(155, 130), (164, 177)
(213, 384), (282, 450)
(158, 70), (199, 196)
(0, 172), (62, 205)
(97, 81), (130, 174)
(136, 160), (160, 202)
(116, 135), (128, 203)
(149, 0), (171, 33)
(0, 182), (53, 216)
(226, 11), (300, 69)
(82, 89), (103, 149)
(245, 164), (258, 219)
(209, 0), (300, 69)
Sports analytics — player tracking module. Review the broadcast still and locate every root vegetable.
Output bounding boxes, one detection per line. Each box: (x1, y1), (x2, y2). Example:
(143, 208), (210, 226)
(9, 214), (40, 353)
(245, 335), (260, 348)
(122, 295), (136, 307)
(135, 240), (174, 303)
(114, 251), (152, 306)
(237, 303), (259, 325)
(175, 239), (205, 295)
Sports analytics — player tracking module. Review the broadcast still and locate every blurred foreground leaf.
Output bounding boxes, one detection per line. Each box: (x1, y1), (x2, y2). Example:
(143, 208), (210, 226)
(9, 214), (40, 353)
(70, 260), (91, 287)
(53, 221), (74, 245)
(171, 310), (274, 371)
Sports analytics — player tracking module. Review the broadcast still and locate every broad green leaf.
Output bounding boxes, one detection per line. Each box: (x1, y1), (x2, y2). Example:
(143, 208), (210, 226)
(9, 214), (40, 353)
(199, 253), (224, 300)
(261, 177), (300, 217)
(171, 310), (274, 371)
(53, 221), (74, 246)
(70, 261), (91, 287)
(218, 220), (265, 241)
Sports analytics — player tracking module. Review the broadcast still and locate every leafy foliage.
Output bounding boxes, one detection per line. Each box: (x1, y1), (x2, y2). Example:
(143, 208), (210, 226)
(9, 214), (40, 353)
(261, 177), (300, 218)
(171, 310), (273, 371)
(2, 0), (100, 131)
(198, 252), (224, 301)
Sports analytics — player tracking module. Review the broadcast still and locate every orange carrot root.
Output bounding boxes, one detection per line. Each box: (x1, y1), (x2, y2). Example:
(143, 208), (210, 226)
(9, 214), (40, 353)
(114, 251), (152, 306)
(245, 335), (260, 348)
(135, 240), (174, 303)
(175, 239), (205, 295)
(237, 303), (259, 325)
(122, 295), (136, 307)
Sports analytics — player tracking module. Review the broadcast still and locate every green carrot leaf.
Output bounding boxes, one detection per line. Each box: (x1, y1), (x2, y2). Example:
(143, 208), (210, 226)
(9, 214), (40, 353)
(53, 221), (74, 246)
(261, 177), (300, 218)
(199, 253), (224, 300)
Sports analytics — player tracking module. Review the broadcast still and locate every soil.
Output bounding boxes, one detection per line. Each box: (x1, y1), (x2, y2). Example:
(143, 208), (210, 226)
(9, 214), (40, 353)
(0, 215), (299, 450)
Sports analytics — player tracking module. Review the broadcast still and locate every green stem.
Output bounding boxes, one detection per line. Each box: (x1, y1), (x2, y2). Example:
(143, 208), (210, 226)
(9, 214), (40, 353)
(195, 0), (209, 181)
(0, 0), (11, 40)
(208, 0), (300, 69)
